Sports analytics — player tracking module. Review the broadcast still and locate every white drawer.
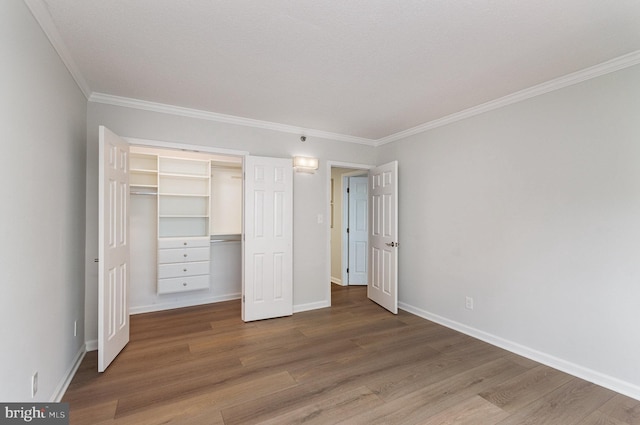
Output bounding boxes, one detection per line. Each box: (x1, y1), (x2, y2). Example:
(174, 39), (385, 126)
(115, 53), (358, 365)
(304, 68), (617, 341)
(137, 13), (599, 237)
(158, 237), (210, 249)
(158, 275), (210, 294)
(158, 247), (210, 264)
(158, 261), (210, 279)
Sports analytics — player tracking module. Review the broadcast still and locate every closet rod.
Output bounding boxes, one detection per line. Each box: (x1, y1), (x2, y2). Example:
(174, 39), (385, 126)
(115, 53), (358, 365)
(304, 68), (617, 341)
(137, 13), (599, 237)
(130, 191), (158, 196)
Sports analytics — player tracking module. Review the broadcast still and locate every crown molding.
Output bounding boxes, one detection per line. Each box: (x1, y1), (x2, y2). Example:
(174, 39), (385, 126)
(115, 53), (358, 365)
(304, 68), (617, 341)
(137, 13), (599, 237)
(25, 0), (640, 149)
(89, 93), (378, 146)
(24, 0), (91, 99)
(375, 49), (640, 146)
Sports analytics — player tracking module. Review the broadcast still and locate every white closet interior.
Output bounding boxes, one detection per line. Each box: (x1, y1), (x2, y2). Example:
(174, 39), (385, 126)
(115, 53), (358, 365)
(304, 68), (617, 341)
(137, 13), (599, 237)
(129, 145), (243, 314)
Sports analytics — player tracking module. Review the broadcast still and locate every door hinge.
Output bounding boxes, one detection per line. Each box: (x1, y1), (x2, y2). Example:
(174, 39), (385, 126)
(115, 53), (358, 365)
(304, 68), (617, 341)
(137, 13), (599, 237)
(242, 295), (245, 302)
(346, 227), (349, 233)
(347, 268), (349, 273)
(347, 187), (350, 193)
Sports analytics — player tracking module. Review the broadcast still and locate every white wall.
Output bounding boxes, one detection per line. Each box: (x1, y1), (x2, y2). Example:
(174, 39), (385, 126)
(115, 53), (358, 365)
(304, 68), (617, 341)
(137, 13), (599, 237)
(0, 0), (87, 401)
(377, 64), (640, 398)
(84, 102), (376, 345)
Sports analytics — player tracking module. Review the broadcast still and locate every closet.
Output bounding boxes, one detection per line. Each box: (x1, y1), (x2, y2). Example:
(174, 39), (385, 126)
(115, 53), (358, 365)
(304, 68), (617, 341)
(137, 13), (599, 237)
(128, 146), (243, 313)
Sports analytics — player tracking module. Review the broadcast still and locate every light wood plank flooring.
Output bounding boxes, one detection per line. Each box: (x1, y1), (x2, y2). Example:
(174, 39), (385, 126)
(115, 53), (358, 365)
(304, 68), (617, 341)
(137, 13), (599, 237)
(63, 285), (640, 424)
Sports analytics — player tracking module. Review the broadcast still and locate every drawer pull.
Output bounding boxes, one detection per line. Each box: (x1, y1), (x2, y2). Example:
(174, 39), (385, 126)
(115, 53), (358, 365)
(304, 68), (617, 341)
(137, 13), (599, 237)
(183, 282), (187, 286)
(183, 242), (187, 246)
(184, 254), (188, 257)
(183, 268), (187, 272)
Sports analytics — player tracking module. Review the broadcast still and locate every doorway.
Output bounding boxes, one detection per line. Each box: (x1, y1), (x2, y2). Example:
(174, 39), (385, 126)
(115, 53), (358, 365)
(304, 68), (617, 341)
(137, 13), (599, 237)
(329, 165), (371, 296)
(326, 160), (400, 313)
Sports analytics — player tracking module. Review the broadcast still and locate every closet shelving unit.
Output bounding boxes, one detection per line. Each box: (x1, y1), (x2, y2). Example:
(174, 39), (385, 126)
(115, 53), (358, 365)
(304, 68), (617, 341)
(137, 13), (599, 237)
(129, 152), (158, 195)
(156, 157), (211, 294)
(157, 157), (211, 238)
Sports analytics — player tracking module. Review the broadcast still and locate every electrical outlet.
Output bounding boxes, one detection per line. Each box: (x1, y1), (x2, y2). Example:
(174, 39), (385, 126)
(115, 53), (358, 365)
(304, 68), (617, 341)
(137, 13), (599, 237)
(465, 296), (474, 310)
(31, 372), (38, 398)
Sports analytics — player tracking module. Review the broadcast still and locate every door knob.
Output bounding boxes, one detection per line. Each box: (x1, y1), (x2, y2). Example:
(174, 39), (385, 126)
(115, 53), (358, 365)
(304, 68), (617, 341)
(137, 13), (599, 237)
(385, 242), (399, 247)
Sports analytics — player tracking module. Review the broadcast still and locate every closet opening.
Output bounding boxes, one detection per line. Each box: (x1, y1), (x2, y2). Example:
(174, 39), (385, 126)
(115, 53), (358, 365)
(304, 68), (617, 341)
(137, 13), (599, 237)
(128, 145), (243, 315)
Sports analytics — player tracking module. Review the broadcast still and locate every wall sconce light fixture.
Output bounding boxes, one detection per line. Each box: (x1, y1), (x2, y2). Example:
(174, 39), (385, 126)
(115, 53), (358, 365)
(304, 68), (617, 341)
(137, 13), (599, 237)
(293, 156), (319, 173)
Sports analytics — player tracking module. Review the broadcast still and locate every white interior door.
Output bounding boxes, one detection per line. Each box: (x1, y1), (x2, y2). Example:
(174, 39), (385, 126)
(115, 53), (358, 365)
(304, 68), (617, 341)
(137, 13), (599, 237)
(98, 126), (130, 371)
(243, 156), (293, 322)
(347, 176), (368, 285)
(368, 161), (398, 313)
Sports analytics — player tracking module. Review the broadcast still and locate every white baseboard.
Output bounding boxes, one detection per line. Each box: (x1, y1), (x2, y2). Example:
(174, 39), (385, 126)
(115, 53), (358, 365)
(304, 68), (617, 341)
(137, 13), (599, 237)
(129, 293), (241, 315)
(52, 344), (86, 402)
(398, 301), (640, 402)
(331, 276), (343, 285)
(294, 300), (330, 313)
(85, 339), (97, 352)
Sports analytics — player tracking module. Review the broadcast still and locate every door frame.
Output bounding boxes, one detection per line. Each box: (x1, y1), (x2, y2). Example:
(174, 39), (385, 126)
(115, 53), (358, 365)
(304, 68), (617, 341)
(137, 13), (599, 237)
(326, 161), (374, 305)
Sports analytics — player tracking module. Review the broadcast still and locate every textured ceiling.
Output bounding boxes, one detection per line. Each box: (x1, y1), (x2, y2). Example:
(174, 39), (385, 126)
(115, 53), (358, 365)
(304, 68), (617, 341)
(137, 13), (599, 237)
(39, 0), (640, 141)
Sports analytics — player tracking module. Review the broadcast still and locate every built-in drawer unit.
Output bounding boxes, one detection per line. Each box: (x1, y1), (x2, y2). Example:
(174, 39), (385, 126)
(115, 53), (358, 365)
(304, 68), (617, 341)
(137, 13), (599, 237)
(157, 237), (210, 294)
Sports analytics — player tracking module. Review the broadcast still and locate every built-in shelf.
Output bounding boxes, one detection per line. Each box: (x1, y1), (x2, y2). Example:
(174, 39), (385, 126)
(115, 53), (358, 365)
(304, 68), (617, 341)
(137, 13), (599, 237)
(130, 153), (158, 188)
(157, 157), (211, 240)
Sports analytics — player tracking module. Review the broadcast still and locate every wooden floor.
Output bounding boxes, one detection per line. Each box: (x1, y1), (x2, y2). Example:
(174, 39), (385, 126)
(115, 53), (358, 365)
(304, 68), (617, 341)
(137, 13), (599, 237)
(64, 285), (640, 424)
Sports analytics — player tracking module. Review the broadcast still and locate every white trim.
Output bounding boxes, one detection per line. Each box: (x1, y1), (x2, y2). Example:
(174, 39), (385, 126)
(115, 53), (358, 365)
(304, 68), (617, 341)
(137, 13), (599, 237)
(130, 293), (241, 315)
(90, 93), (377, 146)
(85, 339), (98, 352)
(331, 276), (343, 286)
(52, 344), (86, 402)
(294, 300), (330, 313)
(124, 137), (249, 157)
(24, 0), (91, 99)
(399, 301), (640, 402)
(90, 51), (640, 148)
(376, 50), (640, 146)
